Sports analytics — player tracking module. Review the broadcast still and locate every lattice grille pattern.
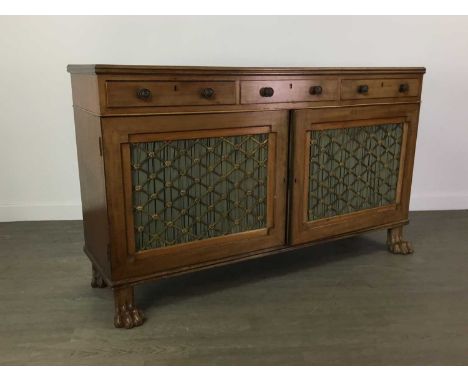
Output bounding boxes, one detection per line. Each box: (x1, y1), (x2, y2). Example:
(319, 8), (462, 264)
(308, 123), (403, 221)
(131, 133), (269, 251)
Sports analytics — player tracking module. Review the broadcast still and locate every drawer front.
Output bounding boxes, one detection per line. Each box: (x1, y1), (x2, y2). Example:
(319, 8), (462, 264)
(106, 80), (237, 107)
(341, 78), (420, 100)
(240, 79), (338, 104)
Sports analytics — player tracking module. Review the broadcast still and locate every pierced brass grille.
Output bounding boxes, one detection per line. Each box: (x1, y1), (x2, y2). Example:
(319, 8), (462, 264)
(131, 133), (269, 251)
(308, 123), (403, 221)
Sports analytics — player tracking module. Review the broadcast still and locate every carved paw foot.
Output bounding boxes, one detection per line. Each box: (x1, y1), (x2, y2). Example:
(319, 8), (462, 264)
(388, 239), (413, 255)
(387, 227), (414, 255)
(113, 286), (144, 329)
(91, 265), (107, 288)
(114, 304), (144, 329)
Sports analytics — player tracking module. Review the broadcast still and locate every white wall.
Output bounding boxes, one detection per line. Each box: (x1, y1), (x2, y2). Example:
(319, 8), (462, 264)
(0, 16), (467, 221)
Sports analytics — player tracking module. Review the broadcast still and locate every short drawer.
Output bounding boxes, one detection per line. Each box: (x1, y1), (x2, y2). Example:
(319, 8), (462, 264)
(240, 79), (338, 104)
(106, 80), (237, 107)
(341, 78), (420, 100)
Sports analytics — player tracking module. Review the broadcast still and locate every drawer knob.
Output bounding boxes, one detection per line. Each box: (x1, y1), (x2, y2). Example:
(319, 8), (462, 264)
(309, 85), (323, 95)
(259, 87), (274, 97)
(136, 88), (152, 100)
(357, 85), (369, 94)
(201, 87), (215, 98)
(399, 83), (410, 93)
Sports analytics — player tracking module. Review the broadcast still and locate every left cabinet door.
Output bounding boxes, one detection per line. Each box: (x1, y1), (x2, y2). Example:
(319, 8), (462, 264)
(102, 111), (289, 280)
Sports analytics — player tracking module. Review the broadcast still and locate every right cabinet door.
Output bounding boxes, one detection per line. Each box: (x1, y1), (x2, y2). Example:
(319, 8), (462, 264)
(290, 104), (420, 245)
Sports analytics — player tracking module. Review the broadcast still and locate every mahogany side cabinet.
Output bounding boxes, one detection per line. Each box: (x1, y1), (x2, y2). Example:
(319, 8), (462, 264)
(67, 65), (425, 328)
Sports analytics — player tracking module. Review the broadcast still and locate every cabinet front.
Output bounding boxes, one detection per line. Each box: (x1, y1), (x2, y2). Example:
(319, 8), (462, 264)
(290, 104), (419, 245)
(103, 111), (289, 279)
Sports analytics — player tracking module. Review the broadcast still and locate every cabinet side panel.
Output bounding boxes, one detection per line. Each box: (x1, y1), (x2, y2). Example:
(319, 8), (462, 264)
(74, 108), (110, 277)
(70, 74), (101, 114)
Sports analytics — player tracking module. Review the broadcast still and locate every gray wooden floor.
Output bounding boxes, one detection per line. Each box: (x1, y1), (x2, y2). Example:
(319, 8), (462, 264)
(0, 211), (467, 365)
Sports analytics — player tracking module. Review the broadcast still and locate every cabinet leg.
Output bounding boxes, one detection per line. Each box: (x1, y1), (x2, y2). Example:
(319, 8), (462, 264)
(113, 285), (144, 329)
(387, 226), (414, 255)
(91, 264), (107, 288)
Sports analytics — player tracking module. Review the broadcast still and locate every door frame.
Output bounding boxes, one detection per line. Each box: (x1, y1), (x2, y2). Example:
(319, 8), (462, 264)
(289, 103), (420, 245)
(102, 110), (289, 280)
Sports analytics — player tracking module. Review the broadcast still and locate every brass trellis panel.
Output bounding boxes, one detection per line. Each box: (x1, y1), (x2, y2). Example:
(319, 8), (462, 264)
(307, 123), (403, 221)
(131, 133), (269, 251)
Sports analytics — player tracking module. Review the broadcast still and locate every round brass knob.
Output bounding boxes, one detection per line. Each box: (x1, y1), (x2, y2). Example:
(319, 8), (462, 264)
(259, 87), (274, 97)
(201, 88), (215, 98)
(357, 85), (369, 94)
(310, 85), (323, 95)
(136, 88), (151, 100)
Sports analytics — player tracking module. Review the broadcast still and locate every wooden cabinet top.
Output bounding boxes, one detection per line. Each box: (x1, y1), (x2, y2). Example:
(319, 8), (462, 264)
(67, 64), (426, 76)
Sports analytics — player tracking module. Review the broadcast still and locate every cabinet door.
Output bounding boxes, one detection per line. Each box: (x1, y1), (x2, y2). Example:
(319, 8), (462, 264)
(290, 104), (420, 245)
(103, 111), (288, 280)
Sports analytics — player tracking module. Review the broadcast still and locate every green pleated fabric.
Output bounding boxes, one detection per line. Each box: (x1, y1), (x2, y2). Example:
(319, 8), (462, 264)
(131, 134), (269, 251)
(308, 123), (403, 221)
